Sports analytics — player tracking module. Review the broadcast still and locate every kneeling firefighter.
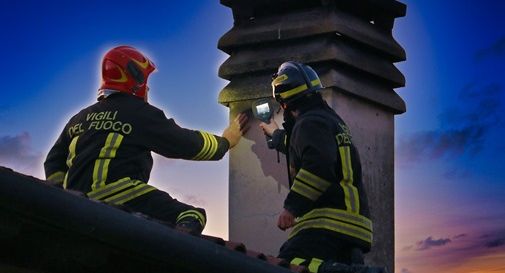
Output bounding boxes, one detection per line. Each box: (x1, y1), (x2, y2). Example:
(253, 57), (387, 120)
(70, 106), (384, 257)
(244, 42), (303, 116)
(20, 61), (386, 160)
(259, 61), (375, 272)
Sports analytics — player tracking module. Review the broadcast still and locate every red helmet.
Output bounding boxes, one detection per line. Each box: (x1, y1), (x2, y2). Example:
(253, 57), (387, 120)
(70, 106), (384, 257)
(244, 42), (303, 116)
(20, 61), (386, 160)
(98, 46), (156, 100)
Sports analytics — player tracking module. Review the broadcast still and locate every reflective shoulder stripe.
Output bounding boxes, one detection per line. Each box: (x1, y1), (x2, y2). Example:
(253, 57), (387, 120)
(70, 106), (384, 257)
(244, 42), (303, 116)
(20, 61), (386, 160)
(296, 168), (332, 192)
(177, 209), (207, 227)
(291, 178), (322, 201)
(338, 146), (360, 213)
(92, 133), (124, 190)
(192, 131), (218, 160)
(47, 171), (65, 184)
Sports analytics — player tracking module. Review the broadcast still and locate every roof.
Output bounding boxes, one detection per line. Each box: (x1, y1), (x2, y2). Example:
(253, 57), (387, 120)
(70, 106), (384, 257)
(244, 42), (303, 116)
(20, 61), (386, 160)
(0, 166), (308, 273)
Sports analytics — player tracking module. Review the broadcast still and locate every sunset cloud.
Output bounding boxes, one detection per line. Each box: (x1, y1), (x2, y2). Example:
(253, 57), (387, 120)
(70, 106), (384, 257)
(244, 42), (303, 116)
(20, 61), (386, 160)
(415, 236), (452, 251)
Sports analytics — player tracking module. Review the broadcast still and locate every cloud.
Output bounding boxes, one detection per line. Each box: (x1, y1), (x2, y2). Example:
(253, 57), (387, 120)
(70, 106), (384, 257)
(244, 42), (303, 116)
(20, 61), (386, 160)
(474, 36), (505, 61)
(397, 83), (503, 164)
(400, 268), (412, 273)
(453, 233), (467, 239)
(484, 238), (505, 248)
(0, 132), (43, 173)
(415, 236), (452, 251)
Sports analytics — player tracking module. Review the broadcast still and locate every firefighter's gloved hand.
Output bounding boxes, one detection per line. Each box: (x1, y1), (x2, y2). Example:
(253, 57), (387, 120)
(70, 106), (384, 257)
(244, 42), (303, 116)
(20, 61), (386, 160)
(175, 217), (204, 236)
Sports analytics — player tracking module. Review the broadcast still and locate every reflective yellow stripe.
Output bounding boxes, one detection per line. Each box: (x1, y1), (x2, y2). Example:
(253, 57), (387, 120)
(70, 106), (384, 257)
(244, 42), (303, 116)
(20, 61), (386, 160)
(87, 177), (136, 200)
(308, 258), (323, 273)
(299, 208), (372, 231)
(279, 79), (321, 99)
(291, 178), (321, 201)
(63, 136), (79, 189)
(289, 217), (372, 243)
(339, 146), (359, 213)
(280, 84), (308, 99)
(177, 209), (207, 227)
(193, 131), (210, 160)
(103, 182), (156, 205)
(92, 133), (124, 190)
(296, 168), (331, 192)
(66, 136), (79, 168)
(192, 131), (218, 160)
(290, 258), (305, 266)
(47, 171), (65, 184)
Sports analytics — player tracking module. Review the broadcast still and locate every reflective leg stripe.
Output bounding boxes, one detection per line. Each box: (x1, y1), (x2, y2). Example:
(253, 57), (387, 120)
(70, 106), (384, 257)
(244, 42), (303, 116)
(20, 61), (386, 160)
(290, 258), (305, 266)
(192, 131), (218, 160)
(63, 136), (79, 189)
(92, 133), (124, 190)
(296, 169), (331, 192)
(308, 258), (323, 273)
(290, 208), (372, 243)
(47, 171), (65, 184)
(176, 209), (206, 227)
(338, 146), (360, 213)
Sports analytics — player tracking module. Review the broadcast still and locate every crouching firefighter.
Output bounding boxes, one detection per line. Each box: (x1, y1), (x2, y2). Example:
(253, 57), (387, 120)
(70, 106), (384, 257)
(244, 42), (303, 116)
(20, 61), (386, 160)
(44, 46), (248, 235)
(258, 61), (374, 272)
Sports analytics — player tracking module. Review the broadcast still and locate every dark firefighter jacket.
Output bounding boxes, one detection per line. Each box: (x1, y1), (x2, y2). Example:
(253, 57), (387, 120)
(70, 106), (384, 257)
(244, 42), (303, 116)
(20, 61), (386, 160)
(44, 93), (229, 205)
(271, 103), (373, 251)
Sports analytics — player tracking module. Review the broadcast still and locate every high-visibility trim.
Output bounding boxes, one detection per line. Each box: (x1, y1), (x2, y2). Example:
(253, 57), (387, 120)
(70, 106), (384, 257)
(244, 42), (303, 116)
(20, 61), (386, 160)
(338, 146), (359, 213)
(63, 136), (79, 189)
(296, 168), (331, 192)
(87, 177), (136, 200)
(291, 178), (322, 201)
(289, 217), (372, 243)
(47, 171), (65, 184)
(176, 209), (207, 227)
(103, 182), (156, 205)
(299, 208), (372, 232)
(66, 136), (79, 168)
(92, 133), (124, 190)
(308, 258), (323, 273)
(279, 79), (321, 99)
(192, 131), (218, 160)
(290, 258), (305, 266)
(290, 207), (372, 243)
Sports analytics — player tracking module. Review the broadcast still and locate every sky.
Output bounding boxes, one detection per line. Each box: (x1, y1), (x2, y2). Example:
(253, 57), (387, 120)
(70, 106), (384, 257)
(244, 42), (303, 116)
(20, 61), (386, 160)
(0, 1), (504, 273)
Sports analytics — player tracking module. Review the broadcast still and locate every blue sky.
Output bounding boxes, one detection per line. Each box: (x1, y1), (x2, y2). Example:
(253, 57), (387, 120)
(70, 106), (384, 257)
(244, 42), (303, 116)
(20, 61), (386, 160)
(1, 1), (504, 272)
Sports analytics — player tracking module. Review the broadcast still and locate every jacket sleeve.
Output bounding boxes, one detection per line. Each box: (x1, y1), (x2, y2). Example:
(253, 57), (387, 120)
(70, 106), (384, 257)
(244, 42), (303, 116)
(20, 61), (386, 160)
(269, 129), (287, 154)
(143, 108), (230, 160)
(283, 118), (338, 217)
(44, 127), (71, 186)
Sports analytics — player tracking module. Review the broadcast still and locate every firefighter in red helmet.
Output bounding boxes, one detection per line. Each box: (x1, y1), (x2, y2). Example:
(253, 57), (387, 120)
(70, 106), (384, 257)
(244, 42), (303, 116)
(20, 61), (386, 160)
(44, 46), (248, 235)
